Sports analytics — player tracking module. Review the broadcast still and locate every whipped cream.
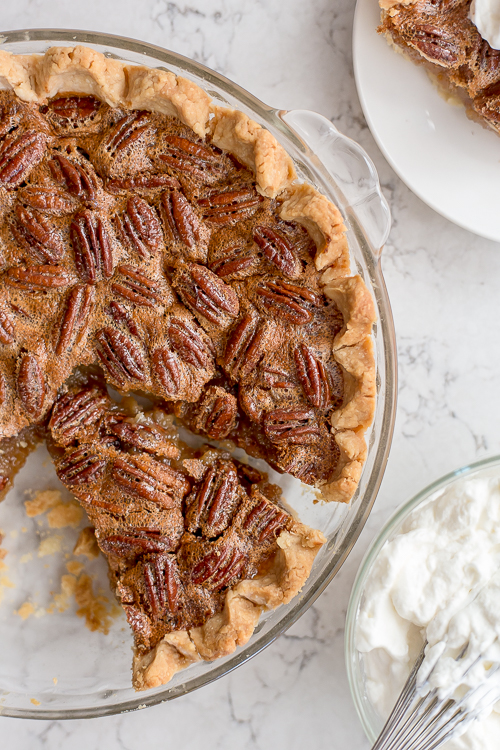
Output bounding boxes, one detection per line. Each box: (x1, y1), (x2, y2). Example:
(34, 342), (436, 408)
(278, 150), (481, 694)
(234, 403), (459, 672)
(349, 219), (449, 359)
(470, 0), (500, 51)
(356, 475), (500, 750)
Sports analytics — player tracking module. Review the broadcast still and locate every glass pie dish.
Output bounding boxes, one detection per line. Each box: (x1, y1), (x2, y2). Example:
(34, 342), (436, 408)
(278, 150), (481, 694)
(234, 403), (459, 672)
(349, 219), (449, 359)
(344, 454), (500, 745)
(0, 28), (396, 719)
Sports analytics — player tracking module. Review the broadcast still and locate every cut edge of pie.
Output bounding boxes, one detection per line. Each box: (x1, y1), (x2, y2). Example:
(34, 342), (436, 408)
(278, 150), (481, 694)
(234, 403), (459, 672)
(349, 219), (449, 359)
(378, 1), (500, 136)
(132, 521), (326, 691)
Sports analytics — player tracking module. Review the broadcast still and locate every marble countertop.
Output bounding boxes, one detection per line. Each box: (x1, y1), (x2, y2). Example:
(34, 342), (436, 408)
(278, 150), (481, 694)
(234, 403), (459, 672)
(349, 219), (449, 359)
(2, 0), (500, 747)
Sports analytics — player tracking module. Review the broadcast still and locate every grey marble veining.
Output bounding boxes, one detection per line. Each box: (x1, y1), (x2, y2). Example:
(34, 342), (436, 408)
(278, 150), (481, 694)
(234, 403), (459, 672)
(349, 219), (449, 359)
(1, 0), (500, 747)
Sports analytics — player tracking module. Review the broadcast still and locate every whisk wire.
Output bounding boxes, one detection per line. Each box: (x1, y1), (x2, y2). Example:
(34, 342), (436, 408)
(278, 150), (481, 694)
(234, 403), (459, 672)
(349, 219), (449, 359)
(371, 641), (500, 750)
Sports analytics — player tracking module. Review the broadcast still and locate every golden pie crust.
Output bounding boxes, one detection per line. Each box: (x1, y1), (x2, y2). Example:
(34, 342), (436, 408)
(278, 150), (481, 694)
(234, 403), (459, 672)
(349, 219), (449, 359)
(133, 522), (325, 690)
(0, 45), (376, 689)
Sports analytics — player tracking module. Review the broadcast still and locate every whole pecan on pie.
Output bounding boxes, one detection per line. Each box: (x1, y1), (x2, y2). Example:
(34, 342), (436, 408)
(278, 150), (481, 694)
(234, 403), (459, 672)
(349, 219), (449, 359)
(0, 46), (377, 691)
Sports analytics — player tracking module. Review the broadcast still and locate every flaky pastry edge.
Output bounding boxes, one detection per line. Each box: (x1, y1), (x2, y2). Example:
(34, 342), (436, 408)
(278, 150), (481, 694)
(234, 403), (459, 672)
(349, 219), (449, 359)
(132, 521), (326, 691)
(0, 44), (376, 503)
(0, 45), (296, 197)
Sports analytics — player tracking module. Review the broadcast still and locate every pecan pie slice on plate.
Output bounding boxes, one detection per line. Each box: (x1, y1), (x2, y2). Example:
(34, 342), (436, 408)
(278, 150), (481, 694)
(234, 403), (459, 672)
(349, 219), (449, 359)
(0, 45), (376, 689)
(379, 0), (500, 133)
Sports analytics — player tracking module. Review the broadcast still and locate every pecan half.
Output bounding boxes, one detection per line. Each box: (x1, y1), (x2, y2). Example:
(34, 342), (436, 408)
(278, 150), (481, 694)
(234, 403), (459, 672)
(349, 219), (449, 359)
(160, 189), (203, 249)
(111, 421), (179, 458)
(111, 264), (166, 307)
(108, 301), (140, 337)
(477, 40), (500, 77)
(168, 318), (212, 369)
(95, 327), (146, 385)
(17, 353), (45, 420)
(479, 78), (500, 101)
(159, 135), (222, 178)
(224, 313), (268, 380)
(50, 154), (98, 205)
(5, 265), (71, 290)
(113, 196), (163, 258)
(241, 496), (289, 543)
(70, 209), (113, 283)
(47, 96), (101, 123)
(186, 462), (239, 537)
(0, 131), (47, 187)
(256, 279), (322, 325)
(142, 554), (181, 620)
(280, 452), (317, 485)
(18, 186), (76, 215)
(294, 344), (332, 409)
(195, 387), (238, 440)
(173, 263), (239, 326)
(10, 204), (64, 264)
(209, 245), (256, 278)
(198, 188), (262, 224)
(410, 24), (459, 65)
(57, 446), (107, 486)
(261, 365), (295, 389)
(101, 530), (177, 558)
(253, 225), (300, 278)
(0, 98), (23, 139)
(112, 456), (189, 508)
(49, 387), (108, 445)
(56, 284), (95, 355)
(152, 347), (182, 396)
(107, 173), (180, 193)
(191, 543), (247, 589)
(102, 111), (152, 154)
(263, 408), (321, 446)
(0, 309), (15, 345)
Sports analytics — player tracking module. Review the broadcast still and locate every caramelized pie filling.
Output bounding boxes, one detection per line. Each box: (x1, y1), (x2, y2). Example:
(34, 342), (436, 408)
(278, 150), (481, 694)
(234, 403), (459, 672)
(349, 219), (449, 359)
(46, 370), (295, 654)
(0, 88), (350, 492)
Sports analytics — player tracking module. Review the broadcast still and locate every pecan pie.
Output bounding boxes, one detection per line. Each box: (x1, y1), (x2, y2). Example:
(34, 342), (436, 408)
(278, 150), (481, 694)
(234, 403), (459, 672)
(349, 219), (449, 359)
(379, 1), (500, 133)
(46, 369), (325, 689)
(0, 45), (376, 689)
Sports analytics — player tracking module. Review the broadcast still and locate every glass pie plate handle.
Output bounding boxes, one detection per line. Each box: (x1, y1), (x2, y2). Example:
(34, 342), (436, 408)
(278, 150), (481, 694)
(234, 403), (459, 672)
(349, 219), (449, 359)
(278, 109), (391, 258)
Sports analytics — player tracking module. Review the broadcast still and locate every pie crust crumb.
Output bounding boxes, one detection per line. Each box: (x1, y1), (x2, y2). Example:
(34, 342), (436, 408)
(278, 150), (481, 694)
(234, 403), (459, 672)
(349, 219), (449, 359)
(73, 527), (100, 559)
(24, 490), (62, 518)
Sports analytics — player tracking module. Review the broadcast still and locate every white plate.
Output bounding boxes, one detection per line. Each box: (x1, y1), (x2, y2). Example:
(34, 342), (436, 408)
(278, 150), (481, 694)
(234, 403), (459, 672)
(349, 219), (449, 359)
(353, 0), (500, 242)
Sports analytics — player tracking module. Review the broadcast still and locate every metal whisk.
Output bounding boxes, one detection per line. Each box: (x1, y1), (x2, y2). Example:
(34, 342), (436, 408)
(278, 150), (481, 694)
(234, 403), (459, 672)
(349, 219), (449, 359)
(372, 641), (500, 750)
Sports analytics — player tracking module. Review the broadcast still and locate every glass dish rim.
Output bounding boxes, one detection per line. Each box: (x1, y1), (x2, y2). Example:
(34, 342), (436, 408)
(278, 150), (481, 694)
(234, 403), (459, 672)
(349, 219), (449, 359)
(0, 27), (397, 720)
(344, 453), (500, 744)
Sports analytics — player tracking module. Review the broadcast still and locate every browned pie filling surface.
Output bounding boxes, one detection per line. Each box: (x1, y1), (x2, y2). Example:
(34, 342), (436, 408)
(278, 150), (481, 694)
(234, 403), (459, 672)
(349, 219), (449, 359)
(0, 89), (346, 487)
(0, 86), (360, 671)
(46, 370), (294, 654)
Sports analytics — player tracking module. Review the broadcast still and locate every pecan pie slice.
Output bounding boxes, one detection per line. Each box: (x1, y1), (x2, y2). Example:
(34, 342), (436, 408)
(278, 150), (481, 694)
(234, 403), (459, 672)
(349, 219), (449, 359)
(379, 1), (500, 133)
(0, 45), (377, 689)
(47, 373), (325, 690)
